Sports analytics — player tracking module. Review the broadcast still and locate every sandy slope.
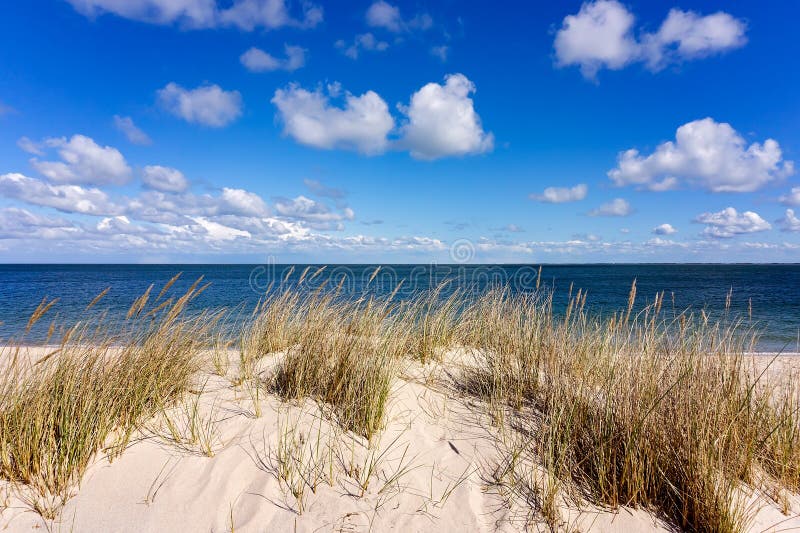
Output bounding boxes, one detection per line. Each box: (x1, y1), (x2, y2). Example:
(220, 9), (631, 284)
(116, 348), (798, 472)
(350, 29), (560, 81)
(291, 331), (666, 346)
(0, 348), (797, 532)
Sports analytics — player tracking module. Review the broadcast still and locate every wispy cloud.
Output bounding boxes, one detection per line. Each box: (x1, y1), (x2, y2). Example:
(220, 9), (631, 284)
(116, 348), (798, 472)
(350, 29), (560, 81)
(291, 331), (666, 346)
(530, 184), (587, 203)
(113, 115), (152, 145)
(66, 0), (323, 31)
(588, 198), (632, 217)
(240, 44), (306, 72)
(365, 1), (432, 33)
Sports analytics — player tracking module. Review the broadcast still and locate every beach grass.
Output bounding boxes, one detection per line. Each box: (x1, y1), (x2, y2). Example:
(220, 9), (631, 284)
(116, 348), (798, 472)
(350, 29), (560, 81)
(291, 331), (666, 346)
(0, 277), (214, 517)
(261, 290), (407, 440)
(1, 276), (800, 531)
(459, 285), (799, 532)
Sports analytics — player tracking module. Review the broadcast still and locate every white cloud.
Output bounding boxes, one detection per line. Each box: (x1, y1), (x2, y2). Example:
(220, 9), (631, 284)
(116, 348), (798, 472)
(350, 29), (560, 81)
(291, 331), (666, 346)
(779, 187), (800, 206)
(652, 223), (677, 235)
(66, 0), (217, 27)
(272, 83), (394, 154)
(96, 215), (133, 232)
(365, 1), (431, 33)
(158, 83), (242, 127)
(219, 0), (322, 31)
(530, 184), (587, 203)
(778, 209), (800, 232)
(274, 195), (354, 229)
(219, 187), (270, 217)
(642, 9), (747, 70)
(66, 0), (322, 31)
(399, 73), (493, 160)
(554, 0), (639, 79)
(571, 233), (602, 242)
(335, 33), (389, 59)
(430, 45), (449, 62)
(0, 173), (122, 215)
(190, 216), (251, 241)
(366, 0), (402, 32)
(554, 1), (746, 79)
(272, 74), (492, 160)
(125, 191), (208, 225)
(240, 44), (306, 72)
(609, 118), (794, 192)
(0, 207), (76, 239)
(142, 165), (189, 193)
(125, 187), (271, 225)
(113, 115), (152, 145)
(588, 198), (632, 216)
(17, 136), (43, 155)
(0, 172), (464, 257)
(645, 237), (685, 248)
(694, 207), (771, 238)
(30, 134), (132, 186)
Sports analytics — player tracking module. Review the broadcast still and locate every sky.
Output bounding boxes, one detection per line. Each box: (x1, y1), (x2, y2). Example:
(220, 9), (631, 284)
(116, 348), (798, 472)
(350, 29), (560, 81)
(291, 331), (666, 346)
(1, 0), (799, 263)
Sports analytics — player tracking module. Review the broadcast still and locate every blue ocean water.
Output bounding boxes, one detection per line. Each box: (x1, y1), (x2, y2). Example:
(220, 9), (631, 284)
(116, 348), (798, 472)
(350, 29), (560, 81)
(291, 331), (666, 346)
(0, 264), (798, 352)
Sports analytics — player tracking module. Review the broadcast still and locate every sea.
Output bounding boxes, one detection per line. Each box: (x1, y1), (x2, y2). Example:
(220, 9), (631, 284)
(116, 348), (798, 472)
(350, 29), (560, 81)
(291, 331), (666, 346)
(1, 263), (798, 352)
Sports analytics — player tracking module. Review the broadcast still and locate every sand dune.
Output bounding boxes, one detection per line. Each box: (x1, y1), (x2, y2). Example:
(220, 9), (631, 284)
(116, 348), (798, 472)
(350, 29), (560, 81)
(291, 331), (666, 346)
(1, 347), (798, 532)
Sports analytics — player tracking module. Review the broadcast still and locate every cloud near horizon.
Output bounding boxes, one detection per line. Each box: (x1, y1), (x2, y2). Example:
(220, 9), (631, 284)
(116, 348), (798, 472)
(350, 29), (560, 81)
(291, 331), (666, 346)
(0, 135), (373, 254)
(652, 223), (677, 235)
(694, 207), (771, 238)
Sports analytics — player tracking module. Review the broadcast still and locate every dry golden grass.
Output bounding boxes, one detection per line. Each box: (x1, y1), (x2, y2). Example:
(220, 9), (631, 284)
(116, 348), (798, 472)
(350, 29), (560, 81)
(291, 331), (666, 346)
(262, 290), (406, 440)
(2, 274), (800, 533)
(459, 285), (800, 533)
(0, 276), (214, 517)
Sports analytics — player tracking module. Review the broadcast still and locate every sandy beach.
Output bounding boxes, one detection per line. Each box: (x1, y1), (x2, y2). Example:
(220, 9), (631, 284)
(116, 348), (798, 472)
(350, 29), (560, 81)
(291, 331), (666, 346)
(1, 345), (798, 533)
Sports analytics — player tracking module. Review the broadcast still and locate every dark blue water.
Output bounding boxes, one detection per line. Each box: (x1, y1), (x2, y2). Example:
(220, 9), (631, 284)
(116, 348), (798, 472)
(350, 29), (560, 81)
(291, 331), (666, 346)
(1, 264), (798, 352)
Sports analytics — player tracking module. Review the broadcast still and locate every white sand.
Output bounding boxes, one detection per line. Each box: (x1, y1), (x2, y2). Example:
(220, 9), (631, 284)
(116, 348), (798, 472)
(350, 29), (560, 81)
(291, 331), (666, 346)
(0, 348), (798, 532)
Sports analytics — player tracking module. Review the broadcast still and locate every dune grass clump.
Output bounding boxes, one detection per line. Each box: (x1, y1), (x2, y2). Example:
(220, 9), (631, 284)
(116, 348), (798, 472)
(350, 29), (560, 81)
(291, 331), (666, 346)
(401, 284), (463, 364)
(0, 277), (213, 517)
(266, 291), (407, 441)
(461, 285), (800, 532)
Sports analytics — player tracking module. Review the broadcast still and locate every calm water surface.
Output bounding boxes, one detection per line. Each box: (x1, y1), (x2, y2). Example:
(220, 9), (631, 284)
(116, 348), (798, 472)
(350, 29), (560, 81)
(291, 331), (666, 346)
(0, 264), (798, 351)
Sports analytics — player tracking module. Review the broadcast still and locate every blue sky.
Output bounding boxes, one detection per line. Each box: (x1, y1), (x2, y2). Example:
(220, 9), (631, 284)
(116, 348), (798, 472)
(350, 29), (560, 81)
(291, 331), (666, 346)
(1, 0), (799, 263)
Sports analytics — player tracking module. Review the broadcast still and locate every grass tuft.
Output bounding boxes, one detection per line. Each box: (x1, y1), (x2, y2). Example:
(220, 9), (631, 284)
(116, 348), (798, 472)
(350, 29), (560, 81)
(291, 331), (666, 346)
(0, 279), (213, 516)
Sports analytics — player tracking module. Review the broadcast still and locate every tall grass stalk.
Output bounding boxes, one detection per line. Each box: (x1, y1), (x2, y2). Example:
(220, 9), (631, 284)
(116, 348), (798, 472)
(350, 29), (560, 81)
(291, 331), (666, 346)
(265, 290), (407, 440)
(461, 286), (799, 533)
(0, 279), (213, 517)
